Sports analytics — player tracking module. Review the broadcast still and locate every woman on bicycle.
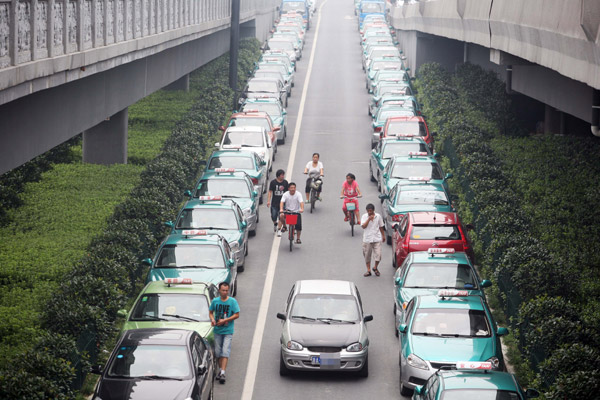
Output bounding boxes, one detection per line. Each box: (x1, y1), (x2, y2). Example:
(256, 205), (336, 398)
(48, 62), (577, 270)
(340, 173), (362, 222)
(304, 153), (324, 202)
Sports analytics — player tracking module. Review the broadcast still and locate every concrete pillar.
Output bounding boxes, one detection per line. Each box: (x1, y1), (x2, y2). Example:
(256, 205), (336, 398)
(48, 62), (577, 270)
(165, 74), (190, 91)
(82, 108), (128, 165)
(544, 105), (561, 135)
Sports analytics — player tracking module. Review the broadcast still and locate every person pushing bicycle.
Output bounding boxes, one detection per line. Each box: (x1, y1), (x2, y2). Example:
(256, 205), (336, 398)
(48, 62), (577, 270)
(340, 173), (362, 222)
(279, 182), (304, 244)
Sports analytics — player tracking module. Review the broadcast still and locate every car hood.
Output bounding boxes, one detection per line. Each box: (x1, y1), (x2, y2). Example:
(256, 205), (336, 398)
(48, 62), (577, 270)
(289, 322), (361, 347)
(122, 321), (213, 341)
(410, 335), (496, 362)
(203, 230), (242, 244)
(391, 204), (454, 215)
(96, 378), (193, 400)
(399, 288), (483, 304)
(148, 268), (231, 286)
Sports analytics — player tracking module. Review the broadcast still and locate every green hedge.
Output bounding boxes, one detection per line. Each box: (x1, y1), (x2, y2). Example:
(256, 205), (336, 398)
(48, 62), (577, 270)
(416, 62), (600, 397)
(0, 38), (262, 399)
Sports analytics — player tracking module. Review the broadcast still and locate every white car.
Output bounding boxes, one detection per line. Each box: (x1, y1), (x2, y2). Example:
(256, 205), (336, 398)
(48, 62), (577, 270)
(217, 126), (274, 173)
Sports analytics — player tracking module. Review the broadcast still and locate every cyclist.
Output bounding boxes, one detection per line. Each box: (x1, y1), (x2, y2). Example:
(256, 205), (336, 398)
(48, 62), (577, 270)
(267, 169), (289, 233)
(279, 182), (304, 243)
(304, 153), (324, 202)
(340, 173), (362, 222)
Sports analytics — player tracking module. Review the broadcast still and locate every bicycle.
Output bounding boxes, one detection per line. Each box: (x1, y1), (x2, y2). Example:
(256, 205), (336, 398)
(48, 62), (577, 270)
(308, 176), (323, 213)
(283, 211), (300, 252)
(342, 195), (361, 236)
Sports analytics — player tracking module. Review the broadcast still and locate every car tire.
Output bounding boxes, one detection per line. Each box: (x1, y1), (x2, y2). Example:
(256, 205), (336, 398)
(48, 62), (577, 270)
(249, 229), (256, 237)
(387, 233), (392, 245)
(209, 386), (214, 400)
(245, 242), (248, 256)
(369, 163), (376, 182)
(259, 193), (264, 205)
(357, 356), (368, 377)
(279, 353), (290, 376)
(232, 279), (237, 296)
(392, 252), (398, 269)
(400, 382), (412, 397)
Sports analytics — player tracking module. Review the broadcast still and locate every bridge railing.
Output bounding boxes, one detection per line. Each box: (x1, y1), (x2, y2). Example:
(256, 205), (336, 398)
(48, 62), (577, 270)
(0, 0), (274, 70)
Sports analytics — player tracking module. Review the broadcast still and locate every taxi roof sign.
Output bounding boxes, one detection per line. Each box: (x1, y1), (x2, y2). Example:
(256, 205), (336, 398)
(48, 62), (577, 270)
(198, 196), (222, 201)
(221, 145), (241, 150)
(428, 248), (455, 254)
(182, 229), (208, 236)
(455, 361), (492, 370)
(395, 133), (415, 138)
(408, 151), (428, 157)
(165, 278), (193, 285)
(215, 168), (236, 172)
(408, 176), (430, 181)
(438, 289), (469, 298)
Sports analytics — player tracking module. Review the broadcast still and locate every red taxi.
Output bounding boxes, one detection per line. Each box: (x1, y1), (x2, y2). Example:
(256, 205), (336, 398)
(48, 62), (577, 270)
(382, 116), (433, 151)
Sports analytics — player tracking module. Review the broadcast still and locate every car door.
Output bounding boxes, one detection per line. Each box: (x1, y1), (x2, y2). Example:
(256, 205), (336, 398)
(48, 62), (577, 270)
(193, 336), (212, 400)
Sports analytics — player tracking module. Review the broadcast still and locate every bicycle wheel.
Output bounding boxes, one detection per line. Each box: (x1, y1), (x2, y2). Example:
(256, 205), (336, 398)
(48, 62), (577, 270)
(350, 213), (355, 236)
(310, 190), (316, 213)
(289, 226), (294, 252)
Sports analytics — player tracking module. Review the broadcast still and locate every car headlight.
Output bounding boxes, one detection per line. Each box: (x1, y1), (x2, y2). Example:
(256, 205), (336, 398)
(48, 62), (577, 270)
(487, 356), (501, 370)
(406, 354), (429, 370)
(287, 340), (303, 351)
(346, 342), (364, 352)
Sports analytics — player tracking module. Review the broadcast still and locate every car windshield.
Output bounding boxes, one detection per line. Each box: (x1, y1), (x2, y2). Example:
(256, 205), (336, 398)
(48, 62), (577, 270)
(248, 80), (279, 93)
(176, 208), (239, 230)
(410, 224), (461, 240)
(378, 85), (411, 96)
(254, 72), (284, 82)
(412, 308), (490, 338)
(208, 156), (255, 170)
(281, 1), (305, 12)
(130, 293), (210, 322)
(441, 389), (521, 400)
(195, 179), (251, 198)
(268, 40), (295, 51)
(404, 263), (478, 289)
(370, 49), (400, 59)
(382, 142), (429, 158)
(387, 121), (427, 137)
(391, 162), (443, 179)
(258, 65), (288, 75)
(243, 104), (281, 118)
(362, 2), (384, 12)
(107, 344), (191, 378)
(155, 244), (224, 268)
(396, 189), (449, 206)
(223, 130), (264, 147)
(377, 109), (415, 122)
(371, 61), (402, 71)
(229, 117), (270, 131)
(290, 294), (360, 322)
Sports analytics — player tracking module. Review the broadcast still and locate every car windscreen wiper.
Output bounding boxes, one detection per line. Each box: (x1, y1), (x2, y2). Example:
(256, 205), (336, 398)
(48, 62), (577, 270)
(221, 195), (241, 198)
(412, 332), (443, 337)
(291, 315), (316, 321)
(134, 314), (168, 321)
(197, 227), (228, 230)
(178, 265), (213, 269)
(137, 375), (183, 381)
(318, 318), (356, 324)
(162, 313), (200, 322)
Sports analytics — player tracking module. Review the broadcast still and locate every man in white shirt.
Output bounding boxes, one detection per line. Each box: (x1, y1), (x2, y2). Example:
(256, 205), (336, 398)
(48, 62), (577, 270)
(360, 203), (385, 276)
(279, 182), (305, 243)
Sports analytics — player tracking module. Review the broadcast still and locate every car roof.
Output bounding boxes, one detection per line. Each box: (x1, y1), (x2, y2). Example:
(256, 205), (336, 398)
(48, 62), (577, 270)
(210, 149), (256, 158)
(397, 183), (446, 193)
(386, 115), (426, 123)
(391, 154), (437, 163)
(409, 211), (459, 225)
(141, 281), (215, 295)
(439, 370), (519, 391)
(297, 280), (354, 295)
(244, 97), (281, 104)
(231, 111), (271, 119)
(410, 250), (472, 265)
(162, 232), (225, 245)
(224, 126), (265, 133)
(181, 198), (240, 210)
(121, 328), (193, 346)
(380, 136), (427, 145)
(199, 170), (252, 181)
(417, 294), (485, 311)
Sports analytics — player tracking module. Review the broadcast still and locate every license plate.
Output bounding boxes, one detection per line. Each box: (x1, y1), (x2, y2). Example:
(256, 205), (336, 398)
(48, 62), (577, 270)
(312, 353), (341, 369)
(311, 356), (321, 365)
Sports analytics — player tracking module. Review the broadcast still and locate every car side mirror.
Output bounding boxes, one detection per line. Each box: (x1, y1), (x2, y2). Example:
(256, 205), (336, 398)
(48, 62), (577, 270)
(525, 388), (540, 398)
(497, 327), (509, 336)
(414, 385), (424, 395)
(184, 190), (193, 198)
(445, 172), (453, 180)
(283, 110), (287, 115)
(215, 142), (220, 148)
(260, 160), (267, 166)
(164, 221), (174, 228)
(481, 279), (492, 288)
(363, 315), (373, 322)
(219, 126), (226, 132)
(378, 194), (388, 200)
(227, 258), (235, 268)
(117, 309), (128, 318)
(395, 277), (403, 286)
(466, 224), (475, 231)
(431, 131), (438, 137)
(276, 312), (287, 320)
(142, 258), (152, 266)
(197, 364), (207, 375)
(90, 364), (103, 375)
(382, 173), (388, 179)
(392, 223), (399, 231)
(241, 221), (248, 229)
(433, 152), (439, 158)
(253, 191), (258, 197)
(398, 324), (407, 333)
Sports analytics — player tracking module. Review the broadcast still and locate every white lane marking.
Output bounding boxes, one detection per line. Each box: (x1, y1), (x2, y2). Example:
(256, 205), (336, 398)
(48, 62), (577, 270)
(240, 1), (328, 399)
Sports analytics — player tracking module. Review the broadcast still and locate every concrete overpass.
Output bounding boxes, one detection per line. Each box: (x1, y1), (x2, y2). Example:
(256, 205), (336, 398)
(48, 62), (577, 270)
(390, 0), (600, 137)
(0, 0), (280, 174)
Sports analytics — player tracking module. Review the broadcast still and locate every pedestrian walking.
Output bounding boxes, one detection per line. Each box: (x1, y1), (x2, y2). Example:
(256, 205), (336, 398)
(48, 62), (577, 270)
(267, 169), (289, 232)
(360, 203), (385, 276)
(209, 282), (240, 384)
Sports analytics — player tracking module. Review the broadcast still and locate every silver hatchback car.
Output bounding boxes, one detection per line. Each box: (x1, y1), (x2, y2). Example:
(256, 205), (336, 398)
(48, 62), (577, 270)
(276, 280), (373, 376)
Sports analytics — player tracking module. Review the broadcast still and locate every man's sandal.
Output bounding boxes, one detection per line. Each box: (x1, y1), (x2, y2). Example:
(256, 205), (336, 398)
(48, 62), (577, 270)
(364, 271), (372, 277)
(295, 239), (302, 244)
(373, 268), (380, 276)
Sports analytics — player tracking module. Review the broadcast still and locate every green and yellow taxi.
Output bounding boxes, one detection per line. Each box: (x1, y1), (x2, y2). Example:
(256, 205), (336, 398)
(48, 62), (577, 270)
(192, 169), (259, 235)
(398, 291), (508, 396)
(366, 56), (405, 91)
(144, 232), (238, 296)
(205, 149), (268, 203)
(118, 279), (219, 344)
(379, 153), (451, 195)
(379, 182), (454, 244)
(368, 81), (412, 116)
(393, 249), (492, 335)
(369, 136), (431, 184)
(412, 363), (539, 400)
(241, 98), (288, 144)
(369, 69), (410, 93)
(167, 196), (249, 270)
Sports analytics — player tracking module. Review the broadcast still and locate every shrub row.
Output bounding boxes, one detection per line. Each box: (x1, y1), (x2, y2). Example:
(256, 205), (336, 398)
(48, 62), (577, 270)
(0, 38), (262, 399)
(416, 62), (599, 396)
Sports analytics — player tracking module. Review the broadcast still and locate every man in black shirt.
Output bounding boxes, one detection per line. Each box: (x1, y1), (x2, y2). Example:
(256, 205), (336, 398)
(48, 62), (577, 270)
(267, 169), (289, 232)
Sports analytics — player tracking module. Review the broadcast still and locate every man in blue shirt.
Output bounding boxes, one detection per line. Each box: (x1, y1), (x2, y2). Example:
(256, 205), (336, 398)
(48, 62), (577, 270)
(209, 281), (240, 384)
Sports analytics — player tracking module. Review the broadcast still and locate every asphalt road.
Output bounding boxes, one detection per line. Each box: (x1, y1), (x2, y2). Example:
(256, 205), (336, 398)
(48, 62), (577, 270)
(214, 1), (409, 398)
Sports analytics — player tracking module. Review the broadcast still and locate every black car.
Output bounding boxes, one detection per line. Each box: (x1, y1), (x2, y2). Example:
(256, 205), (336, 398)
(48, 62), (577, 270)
(91, 328), (214, 400)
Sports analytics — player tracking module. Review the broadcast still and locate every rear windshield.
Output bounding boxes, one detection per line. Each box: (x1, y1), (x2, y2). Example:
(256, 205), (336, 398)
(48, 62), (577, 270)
(412, 308), (490, 338)
(410, 224), (461, 240)
(209, 156), (254, 170)
(196, 179), (251, 198)
(156, 244), (224, 268)
(404, 263), (478, 290)
(176, 208), (239, 230)
(395, 189), (449, 206)
(248, 80), (279, 92)
(362, 2), (384, 12)
(441, 390), (521, 400)
(391, 162), (443, 179)
(229, 117), (270, 131)
(387, 121), (427, 137)
(381, 142), (429, 158)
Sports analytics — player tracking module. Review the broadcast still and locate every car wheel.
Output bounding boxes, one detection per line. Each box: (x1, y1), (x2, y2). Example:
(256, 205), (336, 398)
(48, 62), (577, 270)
(392, 252), (398, 269)
(357, 356), (368, 377)
(279, 353), (290, 376)
(208, 386), (214, 400)
(249, 229), (256, 237)
(387, 233), (392, 245)
(399, 366), (412, 396)
(245, 242), (248, 256)
(232, 280), (237, 296)
(259, 193), (263, 205)
(369, 163), (376, 182)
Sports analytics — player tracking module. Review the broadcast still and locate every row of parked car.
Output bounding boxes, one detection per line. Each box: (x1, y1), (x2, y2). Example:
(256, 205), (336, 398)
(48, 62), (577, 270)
(357, 12), (540, 400)
(88, 9), (313, 400)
